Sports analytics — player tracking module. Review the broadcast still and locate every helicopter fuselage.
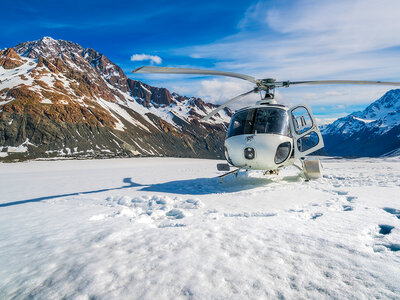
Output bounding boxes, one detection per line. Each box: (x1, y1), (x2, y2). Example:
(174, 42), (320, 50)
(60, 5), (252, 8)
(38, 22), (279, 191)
(223, 102), (326, 171)
(225, 133), (295, 170)
(224, 104), (295, 170)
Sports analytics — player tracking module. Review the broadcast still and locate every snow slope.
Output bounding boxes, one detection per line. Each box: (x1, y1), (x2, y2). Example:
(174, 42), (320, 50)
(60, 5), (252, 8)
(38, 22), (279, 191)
(0, 157), (399, 299)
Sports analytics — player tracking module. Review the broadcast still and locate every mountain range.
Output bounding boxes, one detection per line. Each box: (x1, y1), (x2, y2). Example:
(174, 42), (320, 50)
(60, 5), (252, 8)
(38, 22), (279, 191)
(321, 89), (400, 157)
(0, 37), (399, 161)
(0, 37), (231, 161)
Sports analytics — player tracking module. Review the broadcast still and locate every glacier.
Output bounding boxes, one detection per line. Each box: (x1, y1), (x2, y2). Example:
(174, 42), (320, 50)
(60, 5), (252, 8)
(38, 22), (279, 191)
(0, 157), (399, 298)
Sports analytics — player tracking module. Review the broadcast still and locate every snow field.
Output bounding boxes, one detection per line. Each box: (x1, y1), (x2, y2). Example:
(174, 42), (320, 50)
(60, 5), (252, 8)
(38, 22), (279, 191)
(0, 157), (399, 299)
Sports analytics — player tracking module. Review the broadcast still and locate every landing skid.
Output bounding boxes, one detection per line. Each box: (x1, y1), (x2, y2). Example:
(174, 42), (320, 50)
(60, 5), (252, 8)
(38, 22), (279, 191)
(217, 159), (322, 183)
(218, 168), (241, 182)
(218, 168), (280, 182)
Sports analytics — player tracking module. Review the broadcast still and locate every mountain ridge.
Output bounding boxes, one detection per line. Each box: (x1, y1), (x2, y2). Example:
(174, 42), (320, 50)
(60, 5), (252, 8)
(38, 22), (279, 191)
(321, 89), (400, 157)
(0, 37), (231, 160)
(1, 36), (399, 161)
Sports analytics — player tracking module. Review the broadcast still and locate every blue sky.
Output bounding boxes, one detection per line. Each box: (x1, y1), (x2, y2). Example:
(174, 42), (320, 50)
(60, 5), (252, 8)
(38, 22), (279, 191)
(2, 0), (400, 120)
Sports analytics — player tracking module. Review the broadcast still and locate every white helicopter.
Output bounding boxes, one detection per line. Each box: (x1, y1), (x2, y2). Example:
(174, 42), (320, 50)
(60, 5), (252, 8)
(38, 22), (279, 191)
(133, 66), (400, 180)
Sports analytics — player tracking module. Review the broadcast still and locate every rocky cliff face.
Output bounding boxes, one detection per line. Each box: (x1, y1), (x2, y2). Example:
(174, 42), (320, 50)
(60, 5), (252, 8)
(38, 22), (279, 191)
(0, 37), (232, 160)
(321, 89), (400, 157)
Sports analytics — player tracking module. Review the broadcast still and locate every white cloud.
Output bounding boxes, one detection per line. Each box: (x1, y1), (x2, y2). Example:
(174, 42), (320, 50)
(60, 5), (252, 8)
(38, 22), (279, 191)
(129, 0), (400, 122)
(315, 117), (338, 126)
(130, 54), (162, 64)
(172, 0), (400, 111)
(197, 79), (255, 104)
(169, 78), (258, 109)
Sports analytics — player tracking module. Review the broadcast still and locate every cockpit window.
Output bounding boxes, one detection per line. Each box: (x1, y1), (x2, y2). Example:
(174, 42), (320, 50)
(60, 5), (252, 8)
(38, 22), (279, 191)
(227, 109), (255, 138)
(227, 107), (290, 138)
(253, 108), (290, 136)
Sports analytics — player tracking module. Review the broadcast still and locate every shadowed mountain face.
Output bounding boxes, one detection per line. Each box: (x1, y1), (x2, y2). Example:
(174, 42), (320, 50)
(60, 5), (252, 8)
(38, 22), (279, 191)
(321, 89), (400, 157)
(0, 37), (233, 160)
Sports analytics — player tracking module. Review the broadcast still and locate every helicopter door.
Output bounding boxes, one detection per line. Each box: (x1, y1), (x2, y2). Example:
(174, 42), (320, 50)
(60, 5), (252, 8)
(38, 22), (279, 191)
(288, 104), (324, 158)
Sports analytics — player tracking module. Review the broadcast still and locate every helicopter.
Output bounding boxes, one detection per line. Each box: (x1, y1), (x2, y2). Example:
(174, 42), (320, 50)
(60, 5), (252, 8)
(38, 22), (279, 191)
(133, 66), (400, 180)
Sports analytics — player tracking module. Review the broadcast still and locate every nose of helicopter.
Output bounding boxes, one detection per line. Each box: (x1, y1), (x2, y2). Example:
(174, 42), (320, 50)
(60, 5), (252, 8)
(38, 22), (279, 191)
(224, 134), (292, 170)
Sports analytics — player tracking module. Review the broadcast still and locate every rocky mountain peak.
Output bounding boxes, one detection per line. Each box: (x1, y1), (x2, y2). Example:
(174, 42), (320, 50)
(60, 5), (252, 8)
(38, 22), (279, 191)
(352, 89), (400, 120)
(366, 89), (399, 112)
(40, 36), (57, 44)
(0, 37), (231, 160)
(1, 48), (20, 59)
(0, 48), (26, 69)
(321, 89), (400, 157)
(8, 37), (233, 113)
(14, 37), (83, 59)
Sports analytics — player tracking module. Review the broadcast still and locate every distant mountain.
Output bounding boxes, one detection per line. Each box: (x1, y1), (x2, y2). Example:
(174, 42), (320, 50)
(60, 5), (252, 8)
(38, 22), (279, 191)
(0, 37), (232, 160)
(321, 89), (400, 157)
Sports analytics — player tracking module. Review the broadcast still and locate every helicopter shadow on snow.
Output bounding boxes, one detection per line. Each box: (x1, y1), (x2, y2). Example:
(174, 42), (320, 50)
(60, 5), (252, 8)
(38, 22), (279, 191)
(0, 174), (302, 207)
(0, 178), (143, 208)
(131, 173), (302, 195)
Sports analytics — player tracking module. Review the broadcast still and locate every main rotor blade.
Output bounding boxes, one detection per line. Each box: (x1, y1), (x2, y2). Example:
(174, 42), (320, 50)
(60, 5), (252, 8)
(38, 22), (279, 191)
(288, 80), (400, 86)
(202, 89), (257, 121)
(133, 66), (257, 83)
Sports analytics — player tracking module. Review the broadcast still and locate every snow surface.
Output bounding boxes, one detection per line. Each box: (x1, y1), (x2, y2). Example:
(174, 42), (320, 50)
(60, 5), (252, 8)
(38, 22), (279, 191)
(0, 157), (399, 299)
(2, 139), (34, 155)
(40, 99), (53, 104)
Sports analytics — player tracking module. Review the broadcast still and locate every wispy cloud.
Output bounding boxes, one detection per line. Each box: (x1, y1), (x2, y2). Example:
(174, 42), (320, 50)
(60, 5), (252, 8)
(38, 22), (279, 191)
(130, 54), (162, 65)
(169, 0), (400, 117)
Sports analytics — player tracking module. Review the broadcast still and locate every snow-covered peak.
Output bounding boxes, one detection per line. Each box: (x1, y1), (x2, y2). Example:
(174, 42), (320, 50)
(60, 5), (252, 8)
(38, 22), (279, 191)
(13, 37), (84, 59)
(39, 36), (57, 45)
(353, 89), (400, 120)
(322, 89), (400, 137)
(0, 37), (231, 159)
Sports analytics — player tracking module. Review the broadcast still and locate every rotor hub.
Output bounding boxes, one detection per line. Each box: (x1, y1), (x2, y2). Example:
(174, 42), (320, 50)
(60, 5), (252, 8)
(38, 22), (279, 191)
(256, 79), (277, 100)
(256, 79), (290, 89)
(255, 79), (291, 101)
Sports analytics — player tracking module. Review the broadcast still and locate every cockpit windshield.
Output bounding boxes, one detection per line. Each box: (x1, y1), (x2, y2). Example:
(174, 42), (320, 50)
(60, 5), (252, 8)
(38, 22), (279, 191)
(253, 107), (290, 135)
(227, 107), (290, 138)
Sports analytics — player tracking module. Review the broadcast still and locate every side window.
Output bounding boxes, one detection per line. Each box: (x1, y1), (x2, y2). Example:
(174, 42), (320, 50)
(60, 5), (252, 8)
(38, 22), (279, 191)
(289, 103), (324, 157)
(291, 106), (313, 134)
(297, 131), (319, 152)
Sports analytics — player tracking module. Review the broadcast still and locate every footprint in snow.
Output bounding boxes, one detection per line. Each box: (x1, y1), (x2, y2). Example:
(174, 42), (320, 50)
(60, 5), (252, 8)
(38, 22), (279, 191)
(158, 222), (186, 228)
(374, 243), (400, 252)
(181, 198), (204, 209)
(166, 209), (185, 219)
(383, 207), (400, 219)
(346, 196), (357, 202)
(92, 195), (204, 225)
(342, 205), (353, 211)
(288, 209), (304, 213)
(204, 209), (220, 220)
(311, 213), (323, 220)
(378, 225), (394, 235)
(333, 190), (349, 196)
(373, 225), (399, 252)
(384, 244), (400, 252)
(223, 212), (277, 218)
